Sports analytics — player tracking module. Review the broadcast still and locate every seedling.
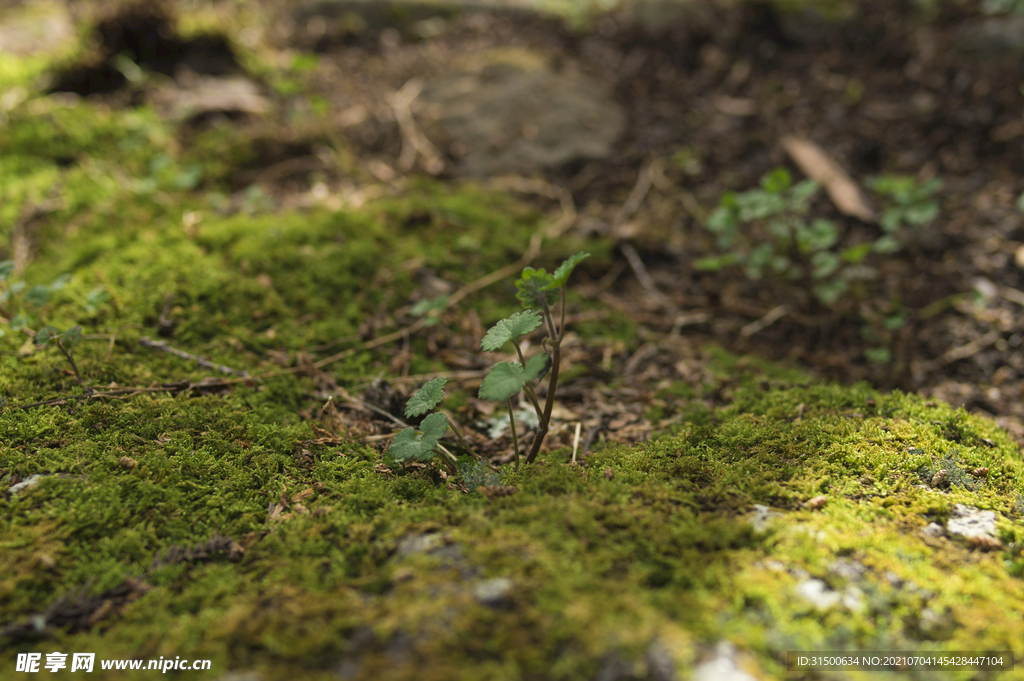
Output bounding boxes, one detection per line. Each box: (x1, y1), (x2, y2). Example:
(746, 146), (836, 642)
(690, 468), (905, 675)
(386, 251), (590, 472)
(699, 168), (942, 307)
(698, 168), (866, 304)
(868, 175), (940, 252)
(0, 260), (74, 335)
(33, 324), (84, 383)
(1, 259), (111, 384)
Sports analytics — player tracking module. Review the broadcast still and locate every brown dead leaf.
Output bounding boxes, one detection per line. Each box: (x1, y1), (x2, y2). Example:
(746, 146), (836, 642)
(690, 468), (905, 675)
(268, 502), (287, 521)
(804, 495), (828, 510)
(479, 485), (517, 499)
(291, 488), (315, 503)
(782, 135), (875, 222)
(310, 423), (335, 439)
(966, 534), (1003, 550)
(714, 95), (757, 116)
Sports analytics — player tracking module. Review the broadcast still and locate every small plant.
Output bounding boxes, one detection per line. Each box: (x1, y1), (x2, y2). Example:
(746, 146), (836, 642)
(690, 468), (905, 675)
(386, 251), (590, 472)
(697, 168), (872, 305)
(698, 168), (943, 308)
(868, 175), (941, 252)
(1, 260), (106, 383)
(0, 260), (72, 334)
(34, 324), (84, 384)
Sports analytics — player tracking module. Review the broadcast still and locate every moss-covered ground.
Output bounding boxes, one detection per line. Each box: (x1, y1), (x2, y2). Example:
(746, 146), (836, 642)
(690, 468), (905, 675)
(2, 4), (1024, 680)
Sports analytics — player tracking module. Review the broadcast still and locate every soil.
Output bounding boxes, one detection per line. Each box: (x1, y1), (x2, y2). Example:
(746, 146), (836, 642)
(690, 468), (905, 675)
(10, 0), (1024, 440)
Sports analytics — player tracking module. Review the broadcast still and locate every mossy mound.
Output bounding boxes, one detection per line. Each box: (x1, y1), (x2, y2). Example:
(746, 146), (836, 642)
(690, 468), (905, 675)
(3, 363), (1023, 680)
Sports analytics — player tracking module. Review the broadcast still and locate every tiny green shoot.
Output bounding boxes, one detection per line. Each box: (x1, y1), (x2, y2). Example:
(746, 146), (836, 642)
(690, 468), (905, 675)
(34, 324), (84, 384)
(386, 251), (590, 473)
(868, 175), (941, 251)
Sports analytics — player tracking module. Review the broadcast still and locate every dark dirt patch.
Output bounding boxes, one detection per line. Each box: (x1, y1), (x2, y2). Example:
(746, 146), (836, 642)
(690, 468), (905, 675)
(268, 0), (1024, 444)
(49, 1), (242, 96)
(28, 0), (1024, 447)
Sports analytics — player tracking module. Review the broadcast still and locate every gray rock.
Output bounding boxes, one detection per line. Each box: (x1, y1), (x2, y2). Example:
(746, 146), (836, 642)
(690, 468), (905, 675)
(472, 577), (513, 607)
(7, 474), (48, 496)
(883, 570), (904, 589)
(748, 504), (780, 532)
(394, 533), (477, 579)
(795, 578), (864, 613)
(921, 522), (945, 537)
(644, 639), (678, 681)
(692, 642), (758, 681)
(421, 51), (625, 176)
(829, 557), (866, 581)
(946, 504), (999, 541)
(395, 532), (444, 557)
(916, 606), (958, 640)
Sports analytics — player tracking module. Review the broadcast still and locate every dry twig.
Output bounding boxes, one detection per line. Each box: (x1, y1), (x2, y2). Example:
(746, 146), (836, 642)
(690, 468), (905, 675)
(139, 337), (249, 377)
(741, 305), (789, 337)
(388, 79), (444, 175)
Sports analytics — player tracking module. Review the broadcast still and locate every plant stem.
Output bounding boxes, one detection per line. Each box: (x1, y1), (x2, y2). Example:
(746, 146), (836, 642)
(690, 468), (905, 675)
(512, 340), (545, 418)
(524, 295), (565, 464)
(522, 382), (543, 419)
(506, 397), (520, 471)
(445, 417), (481, 460)
(56, 340), (82, 384)
(540, 298), (558, 341)
(435, 444), (459, 475)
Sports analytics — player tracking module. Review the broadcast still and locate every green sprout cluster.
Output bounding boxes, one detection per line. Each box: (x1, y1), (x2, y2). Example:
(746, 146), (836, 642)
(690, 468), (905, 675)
(698, 168), (941, 308)
(868, 174), (941, 252)
(0, 260), (96, 383)
(697, 168), (872, 305)
(386, 251), (590, 473)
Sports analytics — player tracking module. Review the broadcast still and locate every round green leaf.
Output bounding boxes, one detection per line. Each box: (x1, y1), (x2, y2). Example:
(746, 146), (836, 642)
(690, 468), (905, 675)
(478, 356), (549, 402)
(61, 325), (83, 348)
(548, 251), (590, 289)
(387, 427), (432, 463)
(515, 267), (558, 309)
(34, 325), (59, 345)
(405, 377), (446, 418)
(419, 412), (449, 441)
(479, 362), (526, 402)
(387, 414), (448, 463)
(481, 310), (543, 352)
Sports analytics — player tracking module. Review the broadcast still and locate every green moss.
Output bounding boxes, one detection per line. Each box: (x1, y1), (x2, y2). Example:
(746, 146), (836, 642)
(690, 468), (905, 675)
(3, 339), (1024, 680)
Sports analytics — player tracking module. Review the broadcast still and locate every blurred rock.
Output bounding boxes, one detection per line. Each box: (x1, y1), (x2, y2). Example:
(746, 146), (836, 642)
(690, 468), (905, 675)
(421, 49), (625, 176)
